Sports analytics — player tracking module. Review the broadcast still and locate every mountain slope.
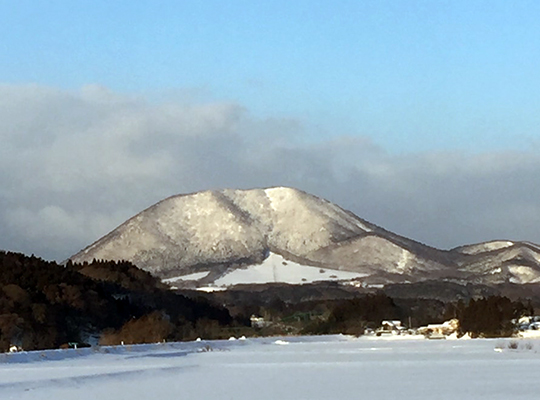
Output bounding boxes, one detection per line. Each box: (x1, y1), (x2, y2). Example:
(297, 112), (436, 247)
(70, 187), (455, 285)
(451, 241), (540, 284)
(70, 187), (540, 288)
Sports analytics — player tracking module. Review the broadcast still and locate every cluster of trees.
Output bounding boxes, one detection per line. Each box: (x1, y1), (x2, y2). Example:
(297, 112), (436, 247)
(197, 285), (533, 338)
(300, 294), (402, 336)
(0, 251), (235, 352)
(451, 296), (531, 338)
(297, 295), (529, 337)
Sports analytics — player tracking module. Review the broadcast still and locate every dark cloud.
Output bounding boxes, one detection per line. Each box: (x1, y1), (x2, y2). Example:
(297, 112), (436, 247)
(1, 84), (539, 260)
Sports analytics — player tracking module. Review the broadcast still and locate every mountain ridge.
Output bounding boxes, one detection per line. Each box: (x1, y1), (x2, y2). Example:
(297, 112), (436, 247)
(69, 187), (540, 287)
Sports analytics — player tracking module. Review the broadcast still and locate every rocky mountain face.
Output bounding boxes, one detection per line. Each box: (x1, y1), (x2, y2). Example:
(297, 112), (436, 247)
(69, 187), (540, 289)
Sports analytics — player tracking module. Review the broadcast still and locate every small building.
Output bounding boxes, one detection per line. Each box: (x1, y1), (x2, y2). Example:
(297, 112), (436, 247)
(515, 316), (540, 331)
(9, 345), (22, 353)
(250, 315), (271, 328)
(376, 320), (406, 336)
(417, 319), (459, 338)
(381, 320), (403, 331)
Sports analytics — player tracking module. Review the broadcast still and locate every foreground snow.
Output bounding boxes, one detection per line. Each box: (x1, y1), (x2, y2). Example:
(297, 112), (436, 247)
(1, 335), (539, 399)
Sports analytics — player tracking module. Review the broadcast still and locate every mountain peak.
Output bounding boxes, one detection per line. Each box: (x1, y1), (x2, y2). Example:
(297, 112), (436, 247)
(70, 187), (377, 276)
(69, 187), (540, 287)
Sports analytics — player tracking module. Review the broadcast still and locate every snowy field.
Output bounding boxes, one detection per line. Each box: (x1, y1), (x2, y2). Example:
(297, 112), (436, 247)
(1, 335), (539, 400)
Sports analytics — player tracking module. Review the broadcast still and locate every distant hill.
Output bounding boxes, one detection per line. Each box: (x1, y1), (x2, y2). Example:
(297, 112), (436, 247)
(69, 187), (540, 289)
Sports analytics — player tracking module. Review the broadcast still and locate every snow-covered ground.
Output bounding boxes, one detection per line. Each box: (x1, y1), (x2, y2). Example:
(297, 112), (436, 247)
(212, 252), (367, 286)
(164, 253), (367, 289)
(1, 335), (540, 399)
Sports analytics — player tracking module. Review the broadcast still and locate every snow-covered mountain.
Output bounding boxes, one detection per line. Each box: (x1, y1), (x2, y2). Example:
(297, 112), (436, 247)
(69, 187), (540, 288)
(451, 241), (540, 284)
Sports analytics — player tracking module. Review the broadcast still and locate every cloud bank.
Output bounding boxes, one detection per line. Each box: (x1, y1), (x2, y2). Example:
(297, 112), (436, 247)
(1, 84), (540, 261)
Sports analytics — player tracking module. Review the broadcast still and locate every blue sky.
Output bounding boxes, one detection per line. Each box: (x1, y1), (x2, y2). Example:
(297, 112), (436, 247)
(3, 0), (540, 153)
(3, 1), (540, 258)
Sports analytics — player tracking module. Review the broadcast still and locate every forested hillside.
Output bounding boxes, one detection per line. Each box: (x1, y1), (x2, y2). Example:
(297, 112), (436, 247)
(0, 252), (233, 352)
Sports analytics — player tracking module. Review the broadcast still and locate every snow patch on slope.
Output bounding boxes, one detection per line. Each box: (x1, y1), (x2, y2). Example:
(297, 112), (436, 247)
(456, 241), (514, 255)
(212, 253), (367, 286)
(508, 266), (540, 284)
(396, 249), (412, 273)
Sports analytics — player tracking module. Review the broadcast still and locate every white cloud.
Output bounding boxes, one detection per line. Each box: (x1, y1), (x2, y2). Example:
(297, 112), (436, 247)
(1, 84), (540, 260)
